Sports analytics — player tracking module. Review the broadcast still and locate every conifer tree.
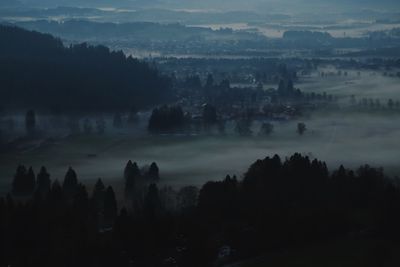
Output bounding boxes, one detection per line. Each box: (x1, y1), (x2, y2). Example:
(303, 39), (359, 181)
(36, 166), (51, 197)
(63, 167), (78, 198)
(147, 162), (160, 181)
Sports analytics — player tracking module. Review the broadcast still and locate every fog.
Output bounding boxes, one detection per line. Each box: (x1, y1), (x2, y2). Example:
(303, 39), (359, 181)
(1, 68), (400, 195)
(301, 70), (400, 100)
(2, 111), (400, 194)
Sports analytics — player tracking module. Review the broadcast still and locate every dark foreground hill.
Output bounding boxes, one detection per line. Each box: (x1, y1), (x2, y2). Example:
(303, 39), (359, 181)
(0, 25), (172, 111)
(2, 153), (400, 266)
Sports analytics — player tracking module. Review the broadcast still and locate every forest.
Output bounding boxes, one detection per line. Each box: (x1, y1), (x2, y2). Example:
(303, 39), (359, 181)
(1, 153), (400, 267)
(0, 25), (172, 111)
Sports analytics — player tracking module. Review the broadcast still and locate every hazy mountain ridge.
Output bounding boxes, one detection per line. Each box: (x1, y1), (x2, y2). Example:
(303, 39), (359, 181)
(14, 0), (400, 12)
(11, 20), (266, 42)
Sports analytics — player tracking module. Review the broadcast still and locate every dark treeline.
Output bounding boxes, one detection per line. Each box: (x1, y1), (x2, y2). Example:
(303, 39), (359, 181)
(146, 69), (335, 135)
(148, 105), (185, 133)
(1, 153), (400, 266)
(175, 65), (334, 109)
(0, 25), (172, 111)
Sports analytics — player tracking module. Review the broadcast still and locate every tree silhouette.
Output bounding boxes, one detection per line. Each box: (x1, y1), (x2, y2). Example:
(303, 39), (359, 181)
(36, 166), (51, 197)
(148, 105), (185, 133)
(287, 79), (294, 92)
(26, 167), (36, 194)
(147, 162), (160, 181)
(278, 79), (285, 94)
(63, 167), (78, 199)
(11, 165), (36, 196)
(202, 104), (218, 126)
(206, 74), (214, 87)
(297, 122), (307, 135)
(3, 154), (400, 266)
(388, 99), (394, 109)
(124, 160), (141, 199)
(48, 179), (64, 205)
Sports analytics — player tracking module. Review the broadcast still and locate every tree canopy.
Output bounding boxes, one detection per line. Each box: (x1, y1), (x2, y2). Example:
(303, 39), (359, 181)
(0, 25), (172, 111)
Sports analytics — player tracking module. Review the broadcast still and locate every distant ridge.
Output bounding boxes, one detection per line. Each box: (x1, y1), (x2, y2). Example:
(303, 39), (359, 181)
(0, 0), (21, 7)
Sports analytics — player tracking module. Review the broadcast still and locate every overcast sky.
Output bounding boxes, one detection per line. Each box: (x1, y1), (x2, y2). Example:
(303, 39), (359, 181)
(10, 0), (400, 13)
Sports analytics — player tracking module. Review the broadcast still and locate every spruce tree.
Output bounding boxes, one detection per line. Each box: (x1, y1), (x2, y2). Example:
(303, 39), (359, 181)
(147, 162), (160, 181)
(36, 166), (51, 197)
(297, 122), (307, 136)
(124, 161), (140, 199)
(26, 167), (36, 194)
(63, 167), (78, 198)
(12, 165), (27, 195)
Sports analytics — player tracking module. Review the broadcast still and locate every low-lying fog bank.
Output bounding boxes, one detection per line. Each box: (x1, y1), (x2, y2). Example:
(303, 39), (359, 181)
(300, 70), (400, 101)
(1, 111), (400, 195)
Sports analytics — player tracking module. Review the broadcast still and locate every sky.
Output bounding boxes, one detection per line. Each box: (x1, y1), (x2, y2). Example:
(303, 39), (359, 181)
(11, 0), (400, 12)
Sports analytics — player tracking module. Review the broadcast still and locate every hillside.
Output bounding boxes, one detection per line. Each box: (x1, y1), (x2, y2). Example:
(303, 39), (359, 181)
(0, 25), (172, 111)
